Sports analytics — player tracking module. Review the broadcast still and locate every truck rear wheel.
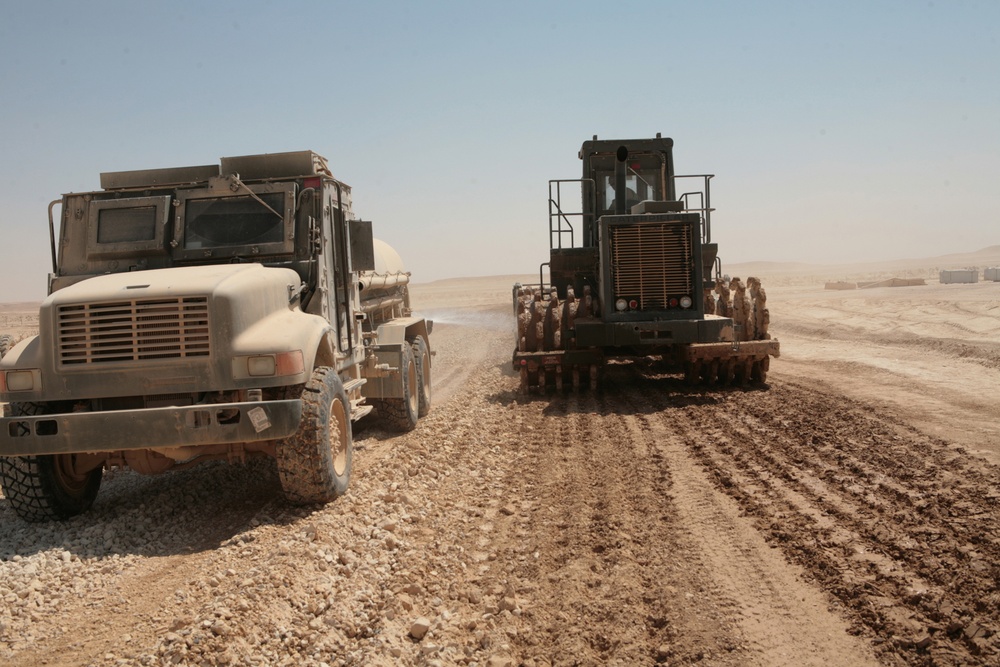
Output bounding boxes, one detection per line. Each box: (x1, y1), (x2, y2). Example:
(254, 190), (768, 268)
(0, 402), (103, 522)
(276, 367), (353, 504)
(373, 344), (419, 432)
(412, 336), (431, 417)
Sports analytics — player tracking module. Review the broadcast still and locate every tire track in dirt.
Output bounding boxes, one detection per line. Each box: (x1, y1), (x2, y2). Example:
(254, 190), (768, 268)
(613, 366), (1000, 666)
(606, 375), (879, 667)
(780, 318), (1000, 372)
(484, 391), (709, 666)
(480, 366), (887, 666)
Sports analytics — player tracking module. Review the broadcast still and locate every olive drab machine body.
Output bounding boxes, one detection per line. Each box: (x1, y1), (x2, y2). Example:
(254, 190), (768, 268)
(0, 151), (432, 521)
(513, 135), (779, 391)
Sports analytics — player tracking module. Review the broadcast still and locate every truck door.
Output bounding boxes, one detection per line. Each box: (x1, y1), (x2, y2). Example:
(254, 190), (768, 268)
(329, 185), (354, 353)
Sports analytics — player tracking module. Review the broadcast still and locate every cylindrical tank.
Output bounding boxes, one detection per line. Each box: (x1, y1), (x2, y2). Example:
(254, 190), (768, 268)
(359, 239), (411, 316)
(371, 238), (406, 275)
(360, 239), (410, 292)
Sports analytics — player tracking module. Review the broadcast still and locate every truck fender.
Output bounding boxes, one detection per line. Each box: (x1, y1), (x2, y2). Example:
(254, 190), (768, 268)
(231, 310), (335, 380)
(313, 328), (338, 369)
(362, 317), (432, 399)
(0, 335), (41, 370)
(376, 317), (432, 349)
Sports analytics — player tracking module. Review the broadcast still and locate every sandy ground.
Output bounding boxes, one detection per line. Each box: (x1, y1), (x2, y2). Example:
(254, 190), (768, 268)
(1, 258), (1000, 666)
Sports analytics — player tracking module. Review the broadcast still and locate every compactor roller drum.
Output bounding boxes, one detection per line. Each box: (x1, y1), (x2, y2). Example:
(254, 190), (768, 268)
(514, 284), (600, 392)
(683, 275), (773, 386)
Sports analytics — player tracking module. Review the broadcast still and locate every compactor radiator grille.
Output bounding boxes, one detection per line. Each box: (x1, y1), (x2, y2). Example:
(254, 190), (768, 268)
(609, 222), (693, 310)
(57, 297), (211, 365)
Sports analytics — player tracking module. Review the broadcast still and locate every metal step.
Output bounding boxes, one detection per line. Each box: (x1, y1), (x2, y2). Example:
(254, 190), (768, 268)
(343, 378), (367, 394)
(350, 403), (373, 421)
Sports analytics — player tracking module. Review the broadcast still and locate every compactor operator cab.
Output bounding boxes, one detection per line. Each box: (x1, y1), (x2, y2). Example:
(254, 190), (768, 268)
(580, 136), (677, 246)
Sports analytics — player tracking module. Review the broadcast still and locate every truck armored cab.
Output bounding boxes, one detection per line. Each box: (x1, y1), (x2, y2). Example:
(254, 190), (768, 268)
(514, 135), (778, 391)
(0, 151), (432, 521)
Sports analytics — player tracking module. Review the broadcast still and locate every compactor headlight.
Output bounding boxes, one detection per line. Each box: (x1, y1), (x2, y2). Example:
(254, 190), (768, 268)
(615, 298), (628, 311)
(680, 295), (693, 309)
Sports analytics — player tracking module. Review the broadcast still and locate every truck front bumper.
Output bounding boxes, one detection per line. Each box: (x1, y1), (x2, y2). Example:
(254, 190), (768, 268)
(0, 399), (302, 457)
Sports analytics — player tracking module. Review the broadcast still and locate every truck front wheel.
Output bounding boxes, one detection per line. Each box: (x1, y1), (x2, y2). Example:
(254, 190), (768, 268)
(0, 403), (103, 522)
(276, 367), (353, 504)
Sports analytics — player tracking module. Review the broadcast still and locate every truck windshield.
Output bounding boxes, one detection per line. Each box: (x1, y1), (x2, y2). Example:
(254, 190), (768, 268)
(184, 193), (285, 249)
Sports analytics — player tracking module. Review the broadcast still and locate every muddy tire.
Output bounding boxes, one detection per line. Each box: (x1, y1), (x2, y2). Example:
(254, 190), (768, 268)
(275, 367), (352, 504)
(374, 344), (419, 432)
(0, 334), (13, 359)
(411, 336), (432, 418)
(0, 403), (103, 522)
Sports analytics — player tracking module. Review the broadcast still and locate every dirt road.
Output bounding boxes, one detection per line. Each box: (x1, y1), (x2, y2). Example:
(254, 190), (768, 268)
(1, 276), (999, 666)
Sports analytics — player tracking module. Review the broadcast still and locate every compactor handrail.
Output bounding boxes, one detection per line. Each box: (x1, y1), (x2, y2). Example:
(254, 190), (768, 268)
(674, 173), (715, 243)
(548, 178), (595, 250)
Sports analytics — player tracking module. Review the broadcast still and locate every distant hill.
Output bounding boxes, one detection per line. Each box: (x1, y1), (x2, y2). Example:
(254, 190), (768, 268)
(412, 246), (1000, 289)
(726, 245), (1000, 279)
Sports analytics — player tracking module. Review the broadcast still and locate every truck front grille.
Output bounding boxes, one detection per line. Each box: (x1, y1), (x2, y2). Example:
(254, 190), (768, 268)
(57, 297), (210, 365)
(609, 222), (693, 310)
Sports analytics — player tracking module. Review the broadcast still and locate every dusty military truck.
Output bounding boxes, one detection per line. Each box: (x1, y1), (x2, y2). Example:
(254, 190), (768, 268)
(0, 151), (432, 522)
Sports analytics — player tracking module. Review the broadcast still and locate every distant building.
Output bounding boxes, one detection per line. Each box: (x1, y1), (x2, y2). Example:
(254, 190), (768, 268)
(986, 267), (1000, 282)
(939, 269), (979, 284)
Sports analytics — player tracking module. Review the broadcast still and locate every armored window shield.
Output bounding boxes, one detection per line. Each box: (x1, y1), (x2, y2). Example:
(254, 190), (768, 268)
(173, 183), (295, 261)
(185, 194), (285, 247)
(86, 196), (171, 260)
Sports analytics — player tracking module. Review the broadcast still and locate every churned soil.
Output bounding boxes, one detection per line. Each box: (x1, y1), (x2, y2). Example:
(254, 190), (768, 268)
(2, 270), (1000, 666)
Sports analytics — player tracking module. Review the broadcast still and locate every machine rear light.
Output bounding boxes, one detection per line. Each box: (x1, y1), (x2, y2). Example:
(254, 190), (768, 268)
(628, 299), (638, 310)
(669, 298), (679, 308)
(303, 177), (323, 189)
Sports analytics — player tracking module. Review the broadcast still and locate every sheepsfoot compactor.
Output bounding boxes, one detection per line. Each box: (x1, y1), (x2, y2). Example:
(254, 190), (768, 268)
(513, 135), (779, 392)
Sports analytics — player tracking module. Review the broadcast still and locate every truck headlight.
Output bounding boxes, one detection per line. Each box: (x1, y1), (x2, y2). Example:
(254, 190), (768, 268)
(3, 369), (40, 392)
(232, 351), (305, 379)
(247, 355), (276, 377)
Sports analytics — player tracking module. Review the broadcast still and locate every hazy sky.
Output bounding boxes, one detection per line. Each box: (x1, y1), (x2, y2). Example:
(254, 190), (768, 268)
(1, 1), (997, 300)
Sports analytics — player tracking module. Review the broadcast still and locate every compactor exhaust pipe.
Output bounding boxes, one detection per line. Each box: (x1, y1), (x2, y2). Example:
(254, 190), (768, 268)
(614, 145), (629, 214)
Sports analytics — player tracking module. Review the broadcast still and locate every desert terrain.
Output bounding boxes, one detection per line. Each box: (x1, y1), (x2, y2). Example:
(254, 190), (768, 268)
(1, 249), (1000, 667)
